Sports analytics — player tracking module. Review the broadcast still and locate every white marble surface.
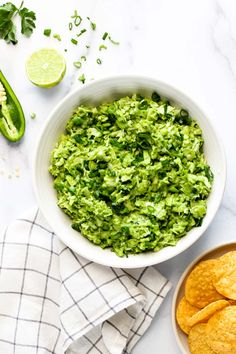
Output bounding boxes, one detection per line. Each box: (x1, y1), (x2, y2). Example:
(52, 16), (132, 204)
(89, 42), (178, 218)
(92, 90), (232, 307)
(1, 0), (236, 352)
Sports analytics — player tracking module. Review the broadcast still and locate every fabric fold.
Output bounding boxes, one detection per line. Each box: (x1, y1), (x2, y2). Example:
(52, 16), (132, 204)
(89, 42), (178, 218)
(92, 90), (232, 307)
(0, 208), (172, 354)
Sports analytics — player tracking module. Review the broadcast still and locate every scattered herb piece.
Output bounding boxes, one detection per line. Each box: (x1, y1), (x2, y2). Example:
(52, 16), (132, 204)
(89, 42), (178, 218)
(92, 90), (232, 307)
(90, 22), (96, 30)
(74, 16), (82, 26)
(78, 73), (85, 84)
(64, 49), (67, 52)
(108, 35), (119, 45)
(71, 10), (82, 27)
(87, 17), (96, 30)
(0, 2), (18, 44)
(96, 58), (102, 65)
(30, 112), (36, 119)
(99, 44), (107, 51)
(73, 61), (82, 69)
(86, 44), (90, 49)
(71, 10), (78, 17)
(71, 38), (78, 45)
(53, 33), (61, 41)
(81, 55), (86, 62)
(102, 32), (108, 40)
(77, 29), (87, 37)
(43, 28), (51, 37)
(0, 1), (36, 45)
(69, 22), (73, 31)
(19, 6), (36, 37)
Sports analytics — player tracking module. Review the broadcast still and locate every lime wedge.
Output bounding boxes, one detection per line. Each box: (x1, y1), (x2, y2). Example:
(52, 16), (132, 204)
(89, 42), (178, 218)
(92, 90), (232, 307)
(26, 48), (66, 88)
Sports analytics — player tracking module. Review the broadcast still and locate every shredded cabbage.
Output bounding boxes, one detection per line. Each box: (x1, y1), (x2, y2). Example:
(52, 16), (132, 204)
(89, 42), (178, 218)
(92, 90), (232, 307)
(49, 94), (213, 257)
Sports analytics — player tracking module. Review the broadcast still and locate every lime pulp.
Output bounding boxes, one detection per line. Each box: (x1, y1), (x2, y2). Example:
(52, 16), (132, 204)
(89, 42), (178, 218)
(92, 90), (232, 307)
(26, 48), (66, 88)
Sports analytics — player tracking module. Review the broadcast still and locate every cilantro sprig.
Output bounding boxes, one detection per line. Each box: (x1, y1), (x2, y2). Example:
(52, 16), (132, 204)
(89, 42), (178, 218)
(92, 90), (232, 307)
(0, 1), (36, 44)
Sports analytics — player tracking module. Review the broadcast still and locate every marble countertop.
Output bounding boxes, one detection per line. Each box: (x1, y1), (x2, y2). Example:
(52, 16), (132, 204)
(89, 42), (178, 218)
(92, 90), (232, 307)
(1, 0), (236, 352)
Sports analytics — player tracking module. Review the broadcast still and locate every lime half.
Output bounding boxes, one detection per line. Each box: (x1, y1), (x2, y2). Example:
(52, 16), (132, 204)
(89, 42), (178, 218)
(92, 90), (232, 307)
(26, 48), (66, 88)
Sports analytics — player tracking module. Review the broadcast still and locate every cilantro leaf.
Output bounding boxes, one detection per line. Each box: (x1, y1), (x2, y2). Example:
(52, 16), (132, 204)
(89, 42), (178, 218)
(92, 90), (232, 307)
(0, 1), (36, 44)
(19, 7), (36, 37)
(0, 2), (18, 44)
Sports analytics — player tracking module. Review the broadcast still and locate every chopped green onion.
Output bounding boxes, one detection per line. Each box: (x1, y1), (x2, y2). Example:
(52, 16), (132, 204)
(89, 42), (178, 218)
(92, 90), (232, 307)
(74, 16), (82, 26)
(96, 58), (102, 65)
(86, 45), (90, 49)
(90, 22), (96, 30)
(69, 22), (73, 31)
(78, 73), (85, 84)
(30, 112), (36, 119)
(71, 10), (78, 18)
(73, 61), (82, 69)
(108, 36), (119, 45)
(71, 10), (82, 26)
(81, 55), (86, 61)
(43, 28), (51, 37)
(53, 33), (61, 41)
(71, 10), (83, 27)
(77, 29), (87, 37)
(99, 44), (107, 51)
(86, 17), (96, 31)
(71, 38), (78, 45)
(102, 32), (108, 40)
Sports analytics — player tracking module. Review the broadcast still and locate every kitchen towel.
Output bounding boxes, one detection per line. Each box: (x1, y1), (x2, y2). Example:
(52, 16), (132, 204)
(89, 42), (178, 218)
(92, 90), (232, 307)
(0, 208), (172, 354)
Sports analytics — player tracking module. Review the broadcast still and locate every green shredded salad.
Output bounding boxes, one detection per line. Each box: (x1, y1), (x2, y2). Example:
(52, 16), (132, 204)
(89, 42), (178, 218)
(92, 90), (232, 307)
(49, 94), (213, 257)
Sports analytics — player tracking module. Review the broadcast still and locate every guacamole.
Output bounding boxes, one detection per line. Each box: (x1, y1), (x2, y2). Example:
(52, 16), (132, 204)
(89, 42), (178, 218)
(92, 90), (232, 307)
(49, 94), (213, 257)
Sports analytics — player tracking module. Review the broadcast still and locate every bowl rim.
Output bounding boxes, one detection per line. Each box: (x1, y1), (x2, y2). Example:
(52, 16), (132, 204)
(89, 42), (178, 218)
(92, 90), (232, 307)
(33, 74), (227, 268)
(171, 240), (236, 354)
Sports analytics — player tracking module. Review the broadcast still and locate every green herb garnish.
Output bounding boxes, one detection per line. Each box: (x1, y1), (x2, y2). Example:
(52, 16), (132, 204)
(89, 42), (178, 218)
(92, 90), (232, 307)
(71, 38), (78, 45)
(90, 22), (96, 30)
(71, 10), (82, 27)
(108, 35), (119, 45)
(102, 32), (108, 40)
(99, 44), (107, 51)
(86, 44), (90, 49)
(43, 28), (51, 37)
(96, 58), (102, 64)
(0, 1), (36, 44)
(73, 61), (82, 69)
(69, 22), (73, 31)
(30, 112), (36, 119)
(53, 33), (61, 41)
(81, 55), (86, 62)
(78, 73), (85, 84)
(20, 6), (36, 37)
(87, 17), (96, 30)
(77, 29), (86, 37)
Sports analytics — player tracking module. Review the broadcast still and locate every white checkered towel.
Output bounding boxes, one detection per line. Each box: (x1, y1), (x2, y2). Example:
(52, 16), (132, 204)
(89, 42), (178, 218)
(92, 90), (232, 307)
(0, 208), (171, 354)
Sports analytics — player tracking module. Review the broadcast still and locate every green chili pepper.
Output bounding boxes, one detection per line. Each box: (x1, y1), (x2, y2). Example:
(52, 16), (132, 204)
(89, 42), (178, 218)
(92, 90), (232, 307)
(0, 71), (25, 142)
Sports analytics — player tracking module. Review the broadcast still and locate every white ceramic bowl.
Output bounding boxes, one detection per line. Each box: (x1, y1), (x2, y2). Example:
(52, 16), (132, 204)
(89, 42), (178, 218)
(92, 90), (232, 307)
(34, 75), (226, 268)
(172, 242), (236, 354)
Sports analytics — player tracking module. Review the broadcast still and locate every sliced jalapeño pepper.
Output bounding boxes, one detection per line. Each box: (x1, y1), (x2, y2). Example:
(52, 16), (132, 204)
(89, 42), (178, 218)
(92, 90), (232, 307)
(0, 70), (25, 142)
